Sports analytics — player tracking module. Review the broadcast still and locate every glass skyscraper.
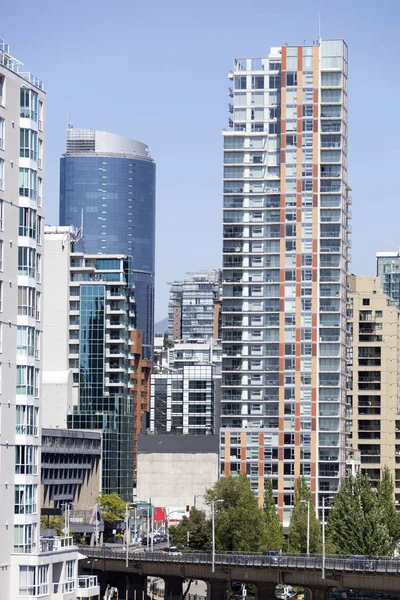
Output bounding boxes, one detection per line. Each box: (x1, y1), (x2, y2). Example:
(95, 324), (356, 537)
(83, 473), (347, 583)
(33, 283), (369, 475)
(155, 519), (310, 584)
(376, 251), (400, 309)
(221, 40), (350, 525)
(59, 128), (156, 359)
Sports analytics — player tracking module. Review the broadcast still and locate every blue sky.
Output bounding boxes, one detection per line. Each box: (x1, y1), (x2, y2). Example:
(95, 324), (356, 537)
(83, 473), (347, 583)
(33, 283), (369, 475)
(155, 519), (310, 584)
(2, 0), (400, 320)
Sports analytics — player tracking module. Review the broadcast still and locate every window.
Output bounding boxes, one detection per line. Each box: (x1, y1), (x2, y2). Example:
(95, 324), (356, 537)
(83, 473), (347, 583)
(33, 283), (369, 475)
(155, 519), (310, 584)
(286, 135), (297, 148)
(302, 120), (313, 132)
(286, 72), (298, 86)
(37, 177), (43, 207)
(302, 179), (313, 191)
(36, 253), (41, 282)
(17, 326), (36, 357)
(303, 88), (314, 102)
(16, 405), (38, 436)
(0, 158), (4, 190)
(235, 76), (246, 90)
(15, 445), (38, 475)
(16, 365), (35, 395)
(252, 76), (264, 90)
(0, 239), (2, 272)
(302, 105), (313, 117)
(19, 566), (35, 596)
(269, 75), (281, 89)
(0, 75), (4, 105)
(36, 216), (42, 245)
(0, 280), (2, 312)
(19, 167), (37, 199)
(18, 286), (36, 317)
(303, 72), (314, 86)
(18, 247), (36, 277)
(363, 298), (370, 306)
(20, 88), (38, 121)
(19, 207), (37, 238)
(14, 523), (37, 553)
(36, 292), (41, 321)
(14, 484), (37, 514)
(0, 117), (4, 150)
(302, 134), (313, 147)
(65, 560), (76, 592)
(20, 129), (38, 161)
(0, 199), (3, 230)
(38, 101), (44, 130)
(321, 72), (342, 86)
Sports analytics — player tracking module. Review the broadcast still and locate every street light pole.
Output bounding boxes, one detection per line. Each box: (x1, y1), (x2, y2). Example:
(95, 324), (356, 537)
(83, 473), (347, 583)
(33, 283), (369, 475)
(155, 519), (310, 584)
(193, 494), (203, 509)
(322, 496), (333, 580)
(212, 500), (223, 573)
(125, 503), (129, 568)
(211, 500), (216, 573)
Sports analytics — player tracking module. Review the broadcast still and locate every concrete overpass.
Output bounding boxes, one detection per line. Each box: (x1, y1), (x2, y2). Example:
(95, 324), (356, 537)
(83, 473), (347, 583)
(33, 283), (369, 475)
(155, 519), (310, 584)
(79, 547), (400, 599)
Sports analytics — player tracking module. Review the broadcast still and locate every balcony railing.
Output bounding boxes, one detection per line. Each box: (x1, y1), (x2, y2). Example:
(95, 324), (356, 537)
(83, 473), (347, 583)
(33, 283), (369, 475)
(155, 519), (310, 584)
(40, 536), (73, 552)
(78, 575), (99, 589)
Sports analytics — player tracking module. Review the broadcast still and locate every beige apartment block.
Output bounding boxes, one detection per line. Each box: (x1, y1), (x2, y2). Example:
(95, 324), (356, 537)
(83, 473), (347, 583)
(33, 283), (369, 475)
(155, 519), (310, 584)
(348, 275), (400, 503)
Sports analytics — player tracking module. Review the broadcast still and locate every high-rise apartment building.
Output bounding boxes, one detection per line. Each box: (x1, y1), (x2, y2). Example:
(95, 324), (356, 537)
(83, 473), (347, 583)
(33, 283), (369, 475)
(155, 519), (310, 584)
(151, 365), (216, 435)
(0, 38), (99, 599)
(168, 270), (221, 341)
(348, 276), (400, 501)
(221, 40), (350, 523)
(43, 226), (136, 500)
(377, 250), (400, 309)
(59, 128), (156, 359)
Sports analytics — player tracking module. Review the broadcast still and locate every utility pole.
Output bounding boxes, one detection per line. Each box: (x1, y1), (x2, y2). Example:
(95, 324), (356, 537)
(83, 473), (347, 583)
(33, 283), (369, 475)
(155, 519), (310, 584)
(125, 503), (129, 568)
(150, 497), (154, 552)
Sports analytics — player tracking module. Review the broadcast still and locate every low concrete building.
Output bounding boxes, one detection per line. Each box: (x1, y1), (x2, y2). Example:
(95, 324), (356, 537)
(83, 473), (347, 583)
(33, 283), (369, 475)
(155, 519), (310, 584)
(41, 428), (102, 511)
(136, 435), (219, 512)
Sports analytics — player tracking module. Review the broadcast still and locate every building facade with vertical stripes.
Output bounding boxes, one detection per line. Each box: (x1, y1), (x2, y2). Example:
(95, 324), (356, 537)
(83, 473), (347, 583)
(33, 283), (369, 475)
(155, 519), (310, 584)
(220, 40), (350, 525)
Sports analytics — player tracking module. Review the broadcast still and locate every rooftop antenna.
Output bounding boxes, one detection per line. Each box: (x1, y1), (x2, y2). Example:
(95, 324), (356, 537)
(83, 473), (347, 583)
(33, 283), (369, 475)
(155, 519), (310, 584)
(318, 13), (322, 44)
(67, 108), (73, 129)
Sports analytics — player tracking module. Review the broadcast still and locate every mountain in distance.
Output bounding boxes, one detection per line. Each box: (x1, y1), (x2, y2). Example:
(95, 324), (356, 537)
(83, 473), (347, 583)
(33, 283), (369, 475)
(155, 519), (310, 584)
(154, 317), (168, 334)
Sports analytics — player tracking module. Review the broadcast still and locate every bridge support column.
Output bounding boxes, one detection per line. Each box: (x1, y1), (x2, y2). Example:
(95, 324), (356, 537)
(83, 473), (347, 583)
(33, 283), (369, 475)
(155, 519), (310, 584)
(126, 574), (148, 600)
(207, 580), (227, 600)
(305, 587), (330, 600)
(253, 582), (277, 599)
(164, 576), (183, 600)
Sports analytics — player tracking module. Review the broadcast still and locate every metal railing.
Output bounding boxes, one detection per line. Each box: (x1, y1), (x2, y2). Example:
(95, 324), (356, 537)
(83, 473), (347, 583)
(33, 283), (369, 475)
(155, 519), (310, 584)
(41, 535), (74, 552)
(79, 547), (400, 574)
(78, 575), (99, 589)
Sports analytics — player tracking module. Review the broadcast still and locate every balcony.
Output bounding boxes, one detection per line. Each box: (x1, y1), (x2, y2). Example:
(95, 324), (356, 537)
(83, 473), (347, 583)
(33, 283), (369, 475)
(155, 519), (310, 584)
(40, 536), (74, 552)
(77, 576), (100, 599)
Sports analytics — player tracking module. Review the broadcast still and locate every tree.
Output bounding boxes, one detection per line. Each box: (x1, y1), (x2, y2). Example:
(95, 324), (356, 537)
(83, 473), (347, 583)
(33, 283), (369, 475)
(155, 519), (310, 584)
(327, 471), (393, 556)
(205, 475), (268, 552)
(377, 466), (400, 551)
(97, 492), (125, 524)
(169, 508), (211, 550)
(264, 478), (284, 551)
(40, 514), (65, 535)
(289, 476), (321, 554)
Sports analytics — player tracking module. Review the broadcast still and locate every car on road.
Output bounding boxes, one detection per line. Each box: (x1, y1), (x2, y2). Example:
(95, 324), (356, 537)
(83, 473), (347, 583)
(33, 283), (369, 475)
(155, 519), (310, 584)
(164, 546), (182, 555)
(352, 555), (371, 570)
(262, 550), (284, 565)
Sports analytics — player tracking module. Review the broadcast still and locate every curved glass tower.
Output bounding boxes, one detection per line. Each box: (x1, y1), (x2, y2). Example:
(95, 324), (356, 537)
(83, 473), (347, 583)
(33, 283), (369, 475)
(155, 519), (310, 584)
(59, 128), (156, 359)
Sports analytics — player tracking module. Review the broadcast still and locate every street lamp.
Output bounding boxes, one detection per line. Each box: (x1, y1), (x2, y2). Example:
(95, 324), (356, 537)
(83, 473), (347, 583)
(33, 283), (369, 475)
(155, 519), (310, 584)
(87, 559), (98, 574)
(211, 500), (223, 573)
(322, 496), (334, 580)
(193, 494), (203, 509)
(300, 499), (310, 555)
(165, 510), (183, 545)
